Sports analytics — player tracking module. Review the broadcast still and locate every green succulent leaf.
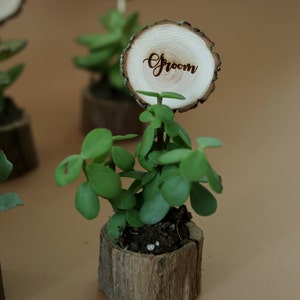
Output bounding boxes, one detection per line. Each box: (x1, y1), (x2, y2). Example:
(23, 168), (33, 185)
(164, 122), (179, 137)
(153, 105), (174, 123)
(81, 128), (112, 159)
(190, 182), (217, 216)
(159, 148), (192, 165)
(73, 48), (115, 71)
(139, 124), (155, 157)
(75, 182), (99, 220)
(54, 155), (83, 186)
(160, 91), (185, 100)
(113, 134), (138, 141)
(108, 62), (125, 89)
(100, 9), (125, 31)
(0, 40), (27, 62)
(139, 192), (170, 225)
(180, 150), (208, 182)
(207, 164), (223, 193)
(86, 163), (121, 199)
(196, 137), (223, 149)
(0, 64), (24, 90)
(136, 90), (160, 98)
(139, 110), (153, 123)
(111, 146), (135, 171)
(0, 150), (13, 182)
(173, 123), (192, 148)
(110, 189), (136, 210)
(0, 192), (23, 212)
(161, 174), (190, 206)
(106, 211), (126, 241)
(126, 209), (144, 228)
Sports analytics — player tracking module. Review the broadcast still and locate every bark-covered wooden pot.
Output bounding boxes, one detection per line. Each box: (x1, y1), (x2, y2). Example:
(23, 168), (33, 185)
(98, 222), (203, 300)
(81, 84), (144, 136)
(0, 112), (38, 178)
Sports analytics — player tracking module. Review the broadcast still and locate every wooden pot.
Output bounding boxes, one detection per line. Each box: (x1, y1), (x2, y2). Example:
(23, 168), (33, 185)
(0, 263), (5, 300)
(99, 222), (203, 300)
(0, 113), (38, 178)
(81, 87), (144, 136)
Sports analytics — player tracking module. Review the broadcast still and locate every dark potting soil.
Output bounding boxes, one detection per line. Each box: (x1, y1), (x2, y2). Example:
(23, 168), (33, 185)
(118, 206), (193, 255)
(0, 97), (23, 126)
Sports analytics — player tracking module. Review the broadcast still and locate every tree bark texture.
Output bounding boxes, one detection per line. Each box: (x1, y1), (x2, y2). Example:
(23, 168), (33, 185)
(81, 87), (144, 136)
(99, 222), (203, 300)
(0, 113), (38, 178)
(0, 264), (5, 300)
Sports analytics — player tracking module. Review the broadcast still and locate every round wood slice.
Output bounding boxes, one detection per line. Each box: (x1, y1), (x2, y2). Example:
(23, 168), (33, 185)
(121, 20), (221, 112)
(0, 0), (25, 25)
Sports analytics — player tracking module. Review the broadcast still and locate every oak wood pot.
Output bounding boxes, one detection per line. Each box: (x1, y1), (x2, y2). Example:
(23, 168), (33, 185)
(98, 222), (203, 300)
(0, 113), (38, 178)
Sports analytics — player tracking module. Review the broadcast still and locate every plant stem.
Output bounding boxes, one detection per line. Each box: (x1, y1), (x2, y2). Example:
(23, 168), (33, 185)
(117, 0), (126, 13)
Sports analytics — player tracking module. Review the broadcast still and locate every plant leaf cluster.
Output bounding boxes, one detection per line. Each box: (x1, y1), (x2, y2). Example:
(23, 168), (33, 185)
(73, 8), (141, 90)
(0, 150), (23, 211)
(0, 39), (26, 109)
(54, 92), (223, 242)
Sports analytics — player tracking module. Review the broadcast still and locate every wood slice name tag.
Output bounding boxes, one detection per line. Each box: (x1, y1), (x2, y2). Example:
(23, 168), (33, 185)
(0, 0), (25, 25)
(121, 20), (221, 112)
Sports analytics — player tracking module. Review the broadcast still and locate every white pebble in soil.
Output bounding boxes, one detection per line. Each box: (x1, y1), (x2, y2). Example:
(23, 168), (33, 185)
(146, 244), (155, 251)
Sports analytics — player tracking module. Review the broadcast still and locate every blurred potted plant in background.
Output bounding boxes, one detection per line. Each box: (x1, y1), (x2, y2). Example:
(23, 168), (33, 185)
(73, 0), (143, 135)
(0, 149), (23, 300)
(0, 0), (38, 178)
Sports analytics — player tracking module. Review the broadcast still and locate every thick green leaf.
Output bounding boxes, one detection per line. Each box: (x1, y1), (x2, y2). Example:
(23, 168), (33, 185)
(0, 192), (23, 212)
(73, 48), (115, 70)
(153, 105), (174, 123)
(75, 182), (99, 220)
(165, 122), (179, 137)
(139, 124), (155, 157)
(3, 64), (24, 89)
(0, 40), (27, 62)
(160, 91), (185, 100)
(100, 9), (125, 31)
(108, 62), (125, 89)
(111, 146), (135, 171)
(81, 128), (112, 159)
(77, 31), (121, 50)
(161, 175), (190, 206)
(106, 212), (126, 241)
(180, 150), (208, 182)
(54, 155), (83, 186)
(0, 150), (13, 182)
(136, 90), (160, 98)
(159, 148), (192, 165)
(173, 123), (192, 148)
(126, 209), (144, 228)
(190, 183), (217, 216)
(119, 170), (145, 180)
(110, 189), (136, 210)
(139, 192), (170, 224)
(196, 137), (223, 149)
(86, 163), (121, 199)
(113, 134), (138, 141)
(207, 164), (223, 193)
(139, 110), (153, 123)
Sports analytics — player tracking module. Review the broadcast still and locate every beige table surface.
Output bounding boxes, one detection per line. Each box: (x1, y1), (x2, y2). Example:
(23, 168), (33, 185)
(1, 0), (300, 299)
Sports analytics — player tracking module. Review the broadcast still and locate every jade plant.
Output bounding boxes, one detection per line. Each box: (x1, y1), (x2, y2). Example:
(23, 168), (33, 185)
(54, 91), (222, 241)
(73, 0), (141, 91)
(0, 150), (22, 211)
(0, 39), (26, 119)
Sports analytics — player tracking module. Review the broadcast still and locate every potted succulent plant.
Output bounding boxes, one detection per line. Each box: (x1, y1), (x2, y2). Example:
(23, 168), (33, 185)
(0, 0), (38, 178)
(73, 0), (143, 135)
(55, 20), (222, 299)
(0, 149), (23, 300)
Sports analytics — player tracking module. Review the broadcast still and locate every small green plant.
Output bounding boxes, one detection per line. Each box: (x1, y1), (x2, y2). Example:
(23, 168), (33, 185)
(55, 91), (222, 241)
(0, 150), (22, 211)
(0, 39), (26, 112)
(73, 0), (141, 91)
